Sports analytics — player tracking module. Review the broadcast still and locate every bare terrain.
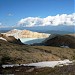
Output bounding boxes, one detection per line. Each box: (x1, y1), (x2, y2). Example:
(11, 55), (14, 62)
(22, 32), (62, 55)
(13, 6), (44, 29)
(0, 33), (75, 75)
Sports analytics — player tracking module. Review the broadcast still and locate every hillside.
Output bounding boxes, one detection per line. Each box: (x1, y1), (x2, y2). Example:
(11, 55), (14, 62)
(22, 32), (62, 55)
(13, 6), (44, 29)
(40, 34), (75, 49)
(0, 39), (75, 65)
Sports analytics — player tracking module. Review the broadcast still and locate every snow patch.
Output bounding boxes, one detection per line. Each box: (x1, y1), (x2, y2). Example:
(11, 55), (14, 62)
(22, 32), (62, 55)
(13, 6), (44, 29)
(60, 45), (69, 48)
(27, 59), (72, 68)
(0, 37), (7, 41)
(2, 59), (73, 68)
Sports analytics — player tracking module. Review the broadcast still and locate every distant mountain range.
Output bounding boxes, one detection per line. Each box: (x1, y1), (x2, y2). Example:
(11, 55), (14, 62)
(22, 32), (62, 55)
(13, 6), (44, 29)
(38, 30), (74, 34)
(0, 25), (75, 34)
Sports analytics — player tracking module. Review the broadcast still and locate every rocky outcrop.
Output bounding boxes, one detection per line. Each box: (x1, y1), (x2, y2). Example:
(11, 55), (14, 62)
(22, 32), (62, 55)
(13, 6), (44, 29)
(0, 33), (23, 45)
(3, 29), (50, 38)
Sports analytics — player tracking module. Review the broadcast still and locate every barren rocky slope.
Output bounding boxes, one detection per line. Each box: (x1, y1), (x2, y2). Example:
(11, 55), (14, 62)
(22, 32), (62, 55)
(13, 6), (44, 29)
(3, 29), (50, 38)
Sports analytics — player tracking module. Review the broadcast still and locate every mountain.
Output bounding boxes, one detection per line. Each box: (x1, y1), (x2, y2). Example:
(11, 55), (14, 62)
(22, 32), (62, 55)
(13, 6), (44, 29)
(3, 29), (50, 39)
(42, 34), (75, 48)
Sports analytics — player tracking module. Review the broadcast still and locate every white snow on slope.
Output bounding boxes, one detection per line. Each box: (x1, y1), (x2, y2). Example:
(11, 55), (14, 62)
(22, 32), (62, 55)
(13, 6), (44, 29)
(0, 37), (7, 41)
(27, 59), (72, 68)
(60, 45), (69, 48)
(2, 59), (73, 68)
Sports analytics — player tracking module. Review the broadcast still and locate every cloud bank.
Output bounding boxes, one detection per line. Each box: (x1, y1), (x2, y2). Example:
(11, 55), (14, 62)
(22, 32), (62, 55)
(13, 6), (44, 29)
(18, 13), (75, 27)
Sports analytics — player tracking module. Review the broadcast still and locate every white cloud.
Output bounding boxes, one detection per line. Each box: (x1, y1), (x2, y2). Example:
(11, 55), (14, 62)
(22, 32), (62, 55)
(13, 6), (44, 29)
(18, 17), (43, 27)
(18, 13), (75, 27)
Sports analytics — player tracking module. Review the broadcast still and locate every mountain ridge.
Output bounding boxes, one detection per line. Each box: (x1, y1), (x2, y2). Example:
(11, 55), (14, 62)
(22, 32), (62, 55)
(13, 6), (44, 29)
(3, 29), (50, 39)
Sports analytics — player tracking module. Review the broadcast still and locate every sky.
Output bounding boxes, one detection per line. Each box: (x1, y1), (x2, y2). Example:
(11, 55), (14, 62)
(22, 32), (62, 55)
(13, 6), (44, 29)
(0, 0), (74, 27)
